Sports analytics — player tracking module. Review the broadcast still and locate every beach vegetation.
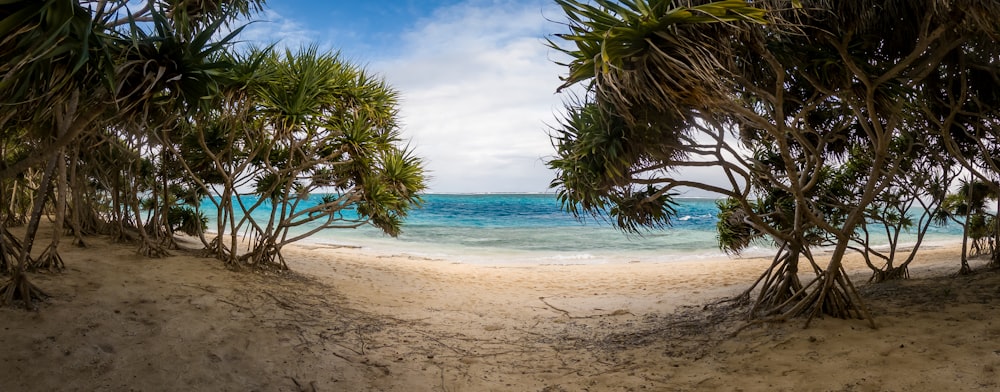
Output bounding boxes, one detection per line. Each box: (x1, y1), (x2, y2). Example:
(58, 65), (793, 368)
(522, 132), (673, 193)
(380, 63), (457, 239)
(174, 46), (426, 271)
(800, 132), (959, 283)
(548, 0), (1000, 327)
(0, 0), (425, 308)
(936, 179), (1000, 274)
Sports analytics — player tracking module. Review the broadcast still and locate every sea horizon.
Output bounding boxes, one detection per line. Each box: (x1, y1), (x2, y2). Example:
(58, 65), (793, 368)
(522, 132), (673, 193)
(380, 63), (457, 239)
(198, 193), (965, 265)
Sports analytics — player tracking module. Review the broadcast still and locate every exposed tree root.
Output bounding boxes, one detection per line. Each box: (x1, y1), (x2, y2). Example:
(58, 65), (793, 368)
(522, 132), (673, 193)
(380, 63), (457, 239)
(0, 228), (24, 275)
(108, 225), (138, 244)
(203, 236), (228, 256)
(77, 209), (103, 234)
(3, 214), (26, 228)
(869, 265), (909, 283)
(0, 271), (48, 310)
(160, 235), (180, 251)
(958, 259), (975, 276)
(750, 260), (804, 318)
(4, 154), (57, 309)
(137, 240), (171, 258)
(193, 230), (212, 251)
(708, 290), (751, 309)
(30, 244), (65, 272)
(235, 244), (289, 272)
(0, 249), (14, 275)
(726, 245), (807, 320)
(289, 376), (318, 392)
(795, 267), (873, 328)
(731, 265), (875, 334)
(142, 223), (180, 251)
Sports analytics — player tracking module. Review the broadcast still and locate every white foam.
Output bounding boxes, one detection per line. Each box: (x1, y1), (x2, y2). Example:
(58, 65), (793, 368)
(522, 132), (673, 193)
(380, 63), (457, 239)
(540, 253), (596, 260)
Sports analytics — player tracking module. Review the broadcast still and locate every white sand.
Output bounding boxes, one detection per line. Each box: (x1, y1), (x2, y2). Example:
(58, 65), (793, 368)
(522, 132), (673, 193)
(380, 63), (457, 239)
(1, 229), (997, 391)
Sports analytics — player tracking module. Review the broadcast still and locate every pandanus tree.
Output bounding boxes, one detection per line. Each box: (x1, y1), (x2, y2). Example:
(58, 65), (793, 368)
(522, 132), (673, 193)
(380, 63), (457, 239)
(916, 16), (1000, 269)
(546, 0), (835, 323)
(548, 0), (1000, 326)
(112, 5), (252, 257)
(172, 46), (426, 270)
(936, 179), (997, 273)
(0, 0), (113, 306)
(853, 152), (957, 283)
(0, 0), (263, 308)
(808, 130), (958, 283)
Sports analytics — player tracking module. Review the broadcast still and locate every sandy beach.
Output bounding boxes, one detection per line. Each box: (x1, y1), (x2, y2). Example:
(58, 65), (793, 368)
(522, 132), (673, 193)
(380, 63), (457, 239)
(1, 231), (998, 391)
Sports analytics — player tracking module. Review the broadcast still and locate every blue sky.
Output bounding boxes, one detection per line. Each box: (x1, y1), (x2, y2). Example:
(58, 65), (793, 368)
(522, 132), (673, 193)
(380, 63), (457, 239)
(238, 0), (569, 193)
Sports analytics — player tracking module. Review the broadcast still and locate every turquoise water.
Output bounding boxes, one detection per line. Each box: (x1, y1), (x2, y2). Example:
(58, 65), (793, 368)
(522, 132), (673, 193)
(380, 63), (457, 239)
(201, 194), (963, 264)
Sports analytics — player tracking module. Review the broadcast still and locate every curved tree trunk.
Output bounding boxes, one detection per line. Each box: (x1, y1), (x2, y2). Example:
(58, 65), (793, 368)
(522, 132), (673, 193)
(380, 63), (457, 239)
(800, 239), (874, 328)
(874, 198), (947, 283)
(158, 147), (178, 251)
(32, 149), (67, 272)
(66, 143), (88, 247)
(990, 197), (1000, 269)
(0, 155), (57, 309)
(959, 182), (975, 275)
(746, 243), (805, 318)
(0, 173), (24, 274)
(239, 241), (288, 272)
(0, 224), (22, 275)
(108, 172), (133, 244)
(870, 265), (910, 283)
(959, 215), (973, 275)
(129, 193), (169, 258)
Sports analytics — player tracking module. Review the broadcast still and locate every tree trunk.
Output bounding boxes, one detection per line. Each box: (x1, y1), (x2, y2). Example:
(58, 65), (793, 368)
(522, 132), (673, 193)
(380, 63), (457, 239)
(959, 181), (975, 274)
(990, 197), (1000, 268)
(32, 149), (67, 272)
(0, 224), (22, 275)
(801, 238), (874, 328)
(757, 201), (876, 329)
(746, 243), (805, 318)
(0, 155), (57, 309)
(959, 213), (973, 275)
(129, 191), (169, 258)
(66, 143), (87, 247)
(870, 265), (909, 283)
(239, 241), (288, 271)
(159, 147), (178, 250)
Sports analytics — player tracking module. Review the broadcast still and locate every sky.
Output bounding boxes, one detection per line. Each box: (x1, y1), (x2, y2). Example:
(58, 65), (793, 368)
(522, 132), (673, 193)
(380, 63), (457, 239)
(238, 0), (572, 193)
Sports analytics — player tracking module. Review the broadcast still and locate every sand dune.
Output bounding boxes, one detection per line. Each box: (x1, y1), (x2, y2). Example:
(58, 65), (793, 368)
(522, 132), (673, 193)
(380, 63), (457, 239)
(1, 233), (997, 391)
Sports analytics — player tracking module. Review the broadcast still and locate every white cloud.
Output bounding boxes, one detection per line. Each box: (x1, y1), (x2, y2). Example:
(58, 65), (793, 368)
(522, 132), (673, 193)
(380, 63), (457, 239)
(370, 0), (567, 193)
(237, 1), (570, 193)
(236, 9), (316, 49)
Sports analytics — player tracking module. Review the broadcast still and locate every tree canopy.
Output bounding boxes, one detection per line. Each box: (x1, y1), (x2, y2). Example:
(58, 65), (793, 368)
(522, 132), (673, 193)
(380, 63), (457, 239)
(548, 0), (1000, 326)
(0, 0), (426, 308)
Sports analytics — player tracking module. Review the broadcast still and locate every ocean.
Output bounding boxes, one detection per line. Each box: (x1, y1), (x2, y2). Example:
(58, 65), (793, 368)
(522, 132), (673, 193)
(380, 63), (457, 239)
(202, 193), (964, 264)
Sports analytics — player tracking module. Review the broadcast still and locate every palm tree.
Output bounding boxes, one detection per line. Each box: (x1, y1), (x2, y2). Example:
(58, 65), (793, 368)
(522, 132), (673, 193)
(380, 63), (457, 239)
(548, 0), (870, 325)
(0, 0), (106, 307)
(241, 46), (426, 269)
(0, 0), (263, 308)
(168, 46), (426, 270)
(548, 0), (1000, 327)
(937, 179), (996, 274)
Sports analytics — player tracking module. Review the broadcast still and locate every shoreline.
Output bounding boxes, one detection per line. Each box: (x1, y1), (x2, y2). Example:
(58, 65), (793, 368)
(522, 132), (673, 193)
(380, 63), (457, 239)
(298, 234), (968, 266)
(1, 229), (996, 391)
(197, 193), (967, 268)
